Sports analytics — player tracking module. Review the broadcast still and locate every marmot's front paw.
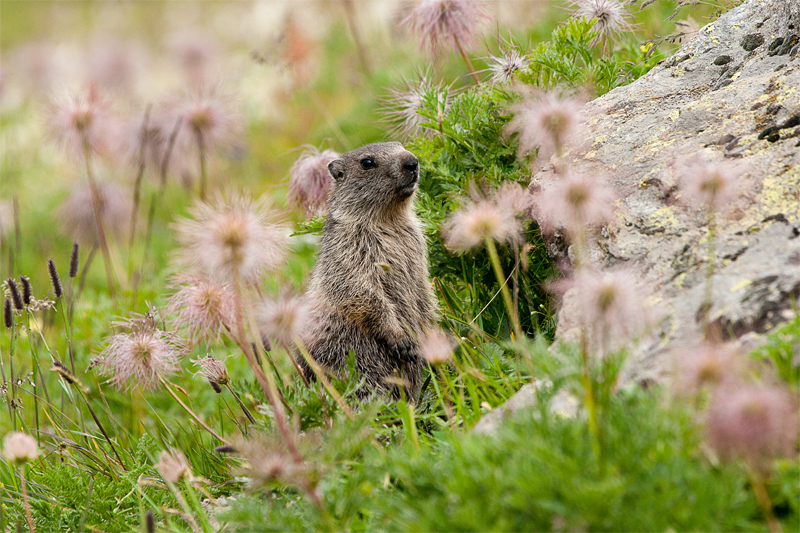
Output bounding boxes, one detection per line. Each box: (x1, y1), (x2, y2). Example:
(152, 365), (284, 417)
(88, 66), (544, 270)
(382, 336), (416, 364)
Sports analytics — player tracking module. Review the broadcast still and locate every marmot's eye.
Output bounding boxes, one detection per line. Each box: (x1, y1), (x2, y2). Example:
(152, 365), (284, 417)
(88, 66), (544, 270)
(360, 158), (376, 170)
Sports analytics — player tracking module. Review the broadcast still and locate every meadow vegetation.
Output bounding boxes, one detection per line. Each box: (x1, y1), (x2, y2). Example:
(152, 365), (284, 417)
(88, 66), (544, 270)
(1, 1), (798, 531)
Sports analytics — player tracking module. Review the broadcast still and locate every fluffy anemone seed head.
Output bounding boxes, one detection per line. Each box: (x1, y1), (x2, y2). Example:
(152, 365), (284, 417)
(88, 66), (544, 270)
(167, 29), (221, 88)
(174, 193), (289, 285)
(675, 343), (742, 396)
(506, 91), (585, 160)
(231, 435), (300, 488)
(401, 0), (489, 55)
(707, 384), (799, 471)
(48, 86), (120, 160)
(680, 157), (741, 211)
(534, 172), (616, 237)
(96, 313), (187, 391)
(166, 275), (236, 347)
(3, 432), (39, 465)
(569, 0), (633, 48)
(176, 91), (241, 152)
(382, 74), (453, 139)
(555, 267), (651, 354)
(420, 328), (456, 364)
(493, 181), (534, 217)
(486, 47), (528, 85)
(57, 181), (132, 245)
(191, 355), (230, 392)
(288, 146), (339, 217)
(155, 448), (192, 483)
(258, 294), (310, 348)
(442, 199), (521, 252)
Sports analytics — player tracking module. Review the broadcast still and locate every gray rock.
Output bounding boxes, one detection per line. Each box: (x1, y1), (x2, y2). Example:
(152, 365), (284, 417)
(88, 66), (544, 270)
(543, 0), (800, 385)
(477, 0), (800, 434)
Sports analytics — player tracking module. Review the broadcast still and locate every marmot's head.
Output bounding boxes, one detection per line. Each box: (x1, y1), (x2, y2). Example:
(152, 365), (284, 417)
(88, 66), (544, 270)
(327, 142), (419, 220)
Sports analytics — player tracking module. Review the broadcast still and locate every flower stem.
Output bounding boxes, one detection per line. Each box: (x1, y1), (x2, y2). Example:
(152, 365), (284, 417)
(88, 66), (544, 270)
(702, 209), (717, 340)
(748, 467), (782, 533)
(484, 237), (522, 339)
(161, 379), (229, 444)
(580, 331), (604, 475)
(80, 134), (117, 298)
(225, 383), (256, 424)
(453, 33), (480, 85)
(20, 465), (35, 533)
(129, 105), (151, 250)
(195, 129), (207, 201)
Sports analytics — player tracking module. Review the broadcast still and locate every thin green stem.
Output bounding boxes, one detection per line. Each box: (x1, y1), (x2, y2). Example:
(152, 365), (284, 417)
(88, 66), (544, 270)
(453, 33), (480, 85)
(161, 379), (229, 444)
(224, 383), (256, 424)
(81, 134), (117, 297)
(19, 465), (35, 533)
(702, 209), (717, 340)
(195, 129), (207, 201)
(292, 337), (355, 421)
(484, 237), (522, 340)
(580, 331), (604, 475)
(181, 479), (214, 533)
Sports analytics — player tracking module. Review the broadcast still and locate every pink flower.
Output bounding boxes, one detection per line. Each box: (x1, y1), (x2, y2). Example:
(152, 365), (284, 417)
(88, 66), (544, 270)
(3, 432), (39, 465)
(175, 90), (242, 154)
(174, 192), (289, 285)
(401, 0), (489, 56)
(288, 146), (339, 217)
(534, 171), (616, 237)
(506, 91), (585, 160)
(680, 157), (741, 211)
(166, 275), (236, 347)
(96, 312), (187, 391)
(707, 384), (799, 471)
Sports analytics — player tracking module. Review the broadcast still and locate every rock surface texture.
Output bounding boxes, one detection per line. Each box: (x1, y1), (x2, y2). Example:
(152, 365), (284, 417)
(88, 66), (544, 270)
(476, 0), (800, 433)
(550, 0), (800, 383)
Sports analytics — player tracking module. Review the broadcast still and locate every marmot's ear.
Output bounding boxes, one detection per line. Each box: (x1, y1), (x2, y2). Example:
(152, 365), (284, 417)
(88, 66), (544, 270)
(328, 159), (345, 181)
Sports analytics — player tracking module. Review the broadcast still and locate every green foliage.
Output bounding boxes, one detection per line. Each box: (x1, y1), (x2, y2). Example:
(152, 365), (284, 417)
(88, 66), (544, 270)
(518, 17), (667, 96)
(752, 314), (800, 389)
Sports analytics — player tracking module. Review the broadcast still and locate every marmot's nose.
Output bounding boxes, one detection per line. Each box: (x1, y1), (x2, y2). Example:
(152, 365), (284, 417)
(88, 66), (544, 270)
(403, 158), (418, 173)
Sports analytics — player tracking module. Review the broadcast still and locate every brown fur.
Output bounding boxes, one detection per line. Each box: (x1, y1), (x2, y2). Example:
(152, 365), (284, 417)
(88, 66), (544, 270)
(301, 142), (436, 400)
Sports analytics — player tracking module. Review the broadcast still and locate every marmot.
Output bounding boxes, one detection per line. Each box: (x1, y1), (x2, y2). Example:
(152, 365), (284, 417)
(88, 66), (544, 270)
(302, 142), (436, 400)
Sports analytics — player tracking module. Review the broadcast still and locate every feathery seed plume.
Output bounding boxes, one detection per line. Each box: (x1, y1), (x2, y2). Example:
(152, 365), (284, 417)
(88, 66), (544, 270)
(47, 259), (63, 298)
(707, 384), (799, 471)
(288, 146), (339, 217)
(485, 47), (528, 85)
(174, 192), (289, 285)
(6, 278), (23, 310)
(166, 275), (236, 347)
(48, 86), (120, 160)
(155, 448), (192, 483)
(420, 328), (456, 364)
(507, 91), (585, 160)
(191, 355), (230, 393)
(57, 182), (132, 245)
(19, 276), (32, 306)
(442, 199), (521, 252)
(680, 157), (741, 211)
(96, 312), (187, 391)
(569, 0), (633, 51)
(382, 74), (454, 139)
(534, 171), (616, 236)
(554, 267), (651, 354)
(258, 294), (310, 348)
(176, 90), (241, 154)
(3, 432), (39, 465)
(69, 242), (80, 278)
(675, 343), (741, 395)
(401, 0), (489, 56)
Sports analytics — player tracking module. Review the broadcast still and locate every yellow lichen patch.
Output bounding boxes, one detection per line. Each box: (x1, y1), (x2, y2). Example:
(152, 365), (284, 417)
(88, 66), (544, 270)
(755, 166), (800, 221)
(593, 135), (608, 145)
(674, 272), (686, 290)
(585, 150), (597, 159)
(649, 206), (680, 230)
(730, 279), (753, 292)
(668, 110), (680, 122)
(731, 71), (741, 81)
